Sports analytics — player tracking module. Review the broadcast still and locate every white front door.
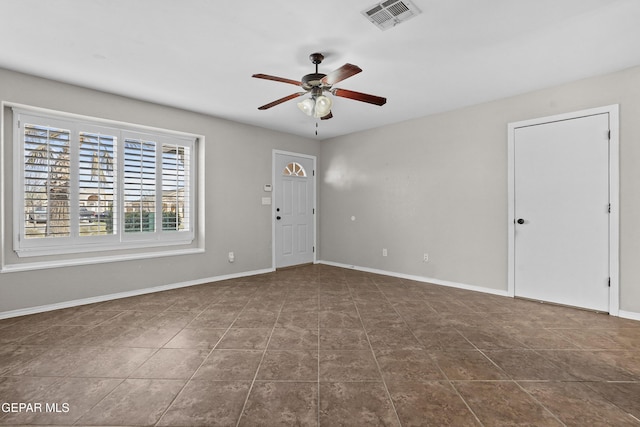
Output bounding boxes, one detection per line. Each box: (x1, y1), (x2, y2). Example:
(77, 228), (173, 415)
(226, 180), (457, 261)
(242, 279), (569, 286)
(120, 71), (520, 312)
(512, 113), (611, 312)
(273, 152), (315, 268)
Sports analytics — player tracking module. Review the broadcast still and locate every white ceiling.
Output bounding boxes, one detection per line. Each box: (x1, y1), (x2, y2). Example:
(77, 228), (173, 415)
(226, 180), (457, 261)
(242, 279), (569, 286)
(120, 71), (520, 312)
(1, 0), (640, 140)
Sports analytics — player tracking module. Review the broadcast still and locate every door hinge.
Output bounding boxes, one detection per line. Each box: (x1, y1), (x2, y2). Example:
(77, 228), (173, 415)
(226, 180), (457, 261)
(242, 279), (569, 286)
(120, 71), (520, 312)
(608, 203), (611, 213)
(313, 170), (315, 176)
(313, 246), (315, 253)
(313, 208), (315, 214)
(608, 277), (611, 287)
(607, 130), (611, 140)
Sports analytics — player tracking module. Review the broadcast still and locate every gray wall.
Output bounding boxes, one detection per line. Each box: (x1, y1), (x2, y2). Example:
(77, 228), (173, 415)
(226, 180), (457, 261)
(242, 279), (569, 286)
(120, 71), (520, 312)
(0, 67), (320, 313)
(319, 65), (640, 315)
(3, 65), (640, 317)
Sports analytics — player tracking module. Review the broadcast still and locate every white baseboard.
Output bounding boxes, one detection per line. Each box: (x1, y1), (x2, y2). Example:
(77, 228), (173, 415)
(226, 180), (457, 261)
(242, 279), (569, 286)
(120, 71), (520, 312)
(319, 261), (640, 322)
(0, 267), (274, 320)
(5, 261), (637, 324)
(317, 260), (510, 297)
(618, 310), (640, 322)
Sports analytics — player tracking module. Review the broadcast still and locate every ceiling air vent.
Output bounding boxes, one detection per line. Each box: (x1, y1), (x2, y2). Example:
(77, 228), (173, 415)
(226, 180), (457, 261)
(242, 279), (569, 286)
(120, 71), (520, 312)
(362, 0), (421, 31)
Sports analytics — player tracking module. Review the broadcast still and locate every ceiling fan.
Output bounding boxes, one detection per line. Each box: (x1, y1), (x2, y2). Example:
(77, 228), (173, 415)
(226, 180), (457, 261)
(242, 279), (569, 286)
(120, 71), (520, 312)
(252, 53), (387, 120)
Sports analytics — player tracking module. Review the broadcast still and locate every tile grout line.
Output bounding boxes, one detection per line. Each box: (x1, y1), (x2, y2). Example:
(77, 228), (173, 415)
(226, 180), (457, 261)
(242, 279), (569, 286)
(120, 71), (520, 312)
(426, 295), (520, 417)
(511, 380), (567, 426)
(3, 265), (639, 426)
(316, 275), (321, 427)
(154, 288), (258, 427)
(234, 287), (287, 427)
(70, 378), (128, 426)
(628, 413), (640, 423)
(437, 304), (505, 427)
(347, 276), (404, 427)
(53, 331), (158, 423)
(27, 309), (177, 426)
(374, 276), (486, 427)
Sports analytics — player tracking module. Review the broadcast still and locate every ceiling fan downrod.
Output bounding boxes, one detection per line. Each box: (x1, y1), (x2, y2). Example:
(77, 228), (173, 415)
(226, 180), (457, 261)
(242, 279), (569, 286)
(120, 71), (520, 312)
(310, 52), (324, 74)
(252, 51), (387, 121)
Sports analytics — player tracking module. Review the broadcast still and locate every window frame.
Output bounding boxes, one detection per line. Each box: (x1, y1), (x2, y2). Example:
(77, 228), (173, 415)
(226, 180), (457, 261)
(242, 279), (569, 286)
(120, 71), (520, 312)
(283, 161), (307, 177)
(12, 106), (198, 258)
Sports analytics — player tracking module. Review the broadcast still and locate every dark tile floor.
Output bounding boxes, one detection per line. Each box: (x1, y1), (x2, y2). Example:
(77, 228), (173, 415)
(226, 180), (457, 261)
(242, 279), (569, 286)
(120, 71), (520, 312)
(1, 264), (639, 426)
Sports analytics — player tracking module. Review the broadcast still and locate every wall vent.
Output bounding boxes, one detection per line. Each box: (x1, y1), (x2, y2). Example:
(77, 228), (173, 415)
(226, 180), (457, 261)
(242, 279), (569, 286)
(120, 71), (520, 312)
(361, 0), (421, 31)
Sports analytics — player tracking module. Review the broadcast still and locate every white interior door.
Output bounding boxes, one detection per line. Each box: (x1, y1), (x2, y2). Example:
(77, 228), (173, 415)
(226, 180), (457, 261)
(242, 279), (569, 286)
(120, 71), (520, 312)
(513, 113), (610, 312)
(274, 152), (315, 268)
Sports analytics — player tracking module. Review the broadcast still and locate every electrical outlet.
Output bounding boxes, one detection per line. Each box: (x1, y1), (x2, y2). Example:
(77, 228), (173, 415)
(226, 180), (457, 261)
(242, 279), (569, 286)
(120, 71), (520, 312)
(228, 252), (235, 263)
(423, 253), (429, 262)
(382, 248), (388, 257)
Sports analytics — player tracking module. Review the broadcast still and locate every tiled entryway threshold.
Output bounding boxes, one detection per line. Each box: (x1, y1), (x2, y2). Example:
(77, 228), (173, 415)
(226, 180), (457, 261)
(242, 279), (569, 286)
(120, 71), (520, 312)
(1, 264), (639, 426)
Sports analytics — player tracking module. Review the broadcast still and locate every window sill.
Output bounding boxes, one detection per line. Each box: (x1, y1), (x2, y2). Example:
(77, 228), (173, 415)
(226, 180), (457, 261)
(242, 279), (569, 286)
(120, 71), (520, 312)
(1, 247), (204, 273)
(15, 234), (195, 258)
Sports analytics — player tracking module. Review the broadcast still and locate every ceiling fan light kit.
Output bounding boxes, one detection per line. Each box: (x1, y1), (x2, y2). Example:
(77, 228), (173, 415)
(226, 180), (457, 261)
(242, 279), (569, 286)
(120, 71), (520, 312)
(313, 95), (332, 118)
(252, 52), (386, 123)
(298, 94), (332, 118)
(297, 98), (315, 116)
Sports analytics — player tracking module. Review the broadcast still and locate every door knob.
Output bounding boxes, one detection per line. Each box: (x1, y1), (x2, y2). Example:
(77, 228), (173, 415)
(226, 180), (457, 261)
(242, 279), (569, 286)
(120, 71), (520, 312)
(276, 216), (281, 220)
(517, 218), (525, 224)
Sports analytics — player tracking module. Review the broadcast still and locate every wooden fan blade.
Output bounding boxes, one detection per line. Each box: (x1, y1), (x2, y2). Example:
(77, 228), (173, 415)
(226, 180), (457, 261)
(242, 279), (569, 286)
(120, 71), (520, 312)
(252, 74), (302, 87)
(321, 64), (362, 86)
(258, 92), (307, 110)
(332, 88), (387, 106)
(320, 111), (333, 120)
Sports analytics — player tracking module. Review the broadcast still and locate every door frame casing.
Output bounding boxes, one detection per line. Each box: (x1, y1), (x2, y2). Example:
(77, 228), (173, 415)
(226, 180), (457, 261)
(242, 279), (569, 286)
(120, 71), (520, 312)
(507, 105), (619, 315)
(272, 149), (317, 269)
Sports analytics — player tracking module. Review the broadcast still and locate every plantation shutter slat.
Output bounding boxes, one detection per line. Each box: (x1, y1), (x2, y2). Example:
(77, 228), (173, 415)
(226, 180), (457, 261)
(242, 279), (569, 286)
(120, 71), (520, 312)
(161, 143), (190, 232)
(23, 123), (71, 238)
(124, 138), (157, 233)
(79, 132), (117, 235)
(14, 107), (196, 257)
